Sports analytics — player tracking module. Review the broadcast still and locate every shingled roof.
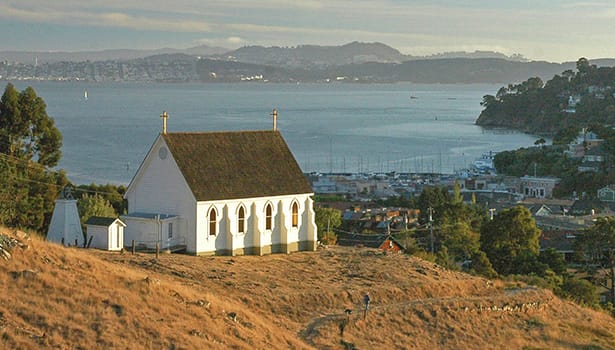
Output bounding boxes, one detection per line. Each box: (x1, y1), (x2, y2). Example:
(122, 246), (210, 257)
(85, 216), (124, 227)
(162, 130), (313, 201)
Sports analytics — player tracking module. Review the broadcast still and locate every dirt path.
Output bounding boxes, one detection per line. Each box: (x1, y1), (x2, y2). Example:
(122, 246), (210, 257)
(299, 286), (549, 346)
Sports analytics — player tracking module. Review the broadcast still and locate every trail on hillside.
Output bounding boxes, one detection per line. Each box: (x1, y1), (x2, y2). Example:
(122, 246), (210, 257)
(299, 286), (550, 346)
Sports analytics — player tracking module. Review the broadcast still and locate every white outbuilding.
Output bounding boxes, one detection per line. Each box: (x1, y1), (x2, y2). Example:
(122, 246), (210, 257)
(46, 188), (84, 247)
(85, 216), (126, 251)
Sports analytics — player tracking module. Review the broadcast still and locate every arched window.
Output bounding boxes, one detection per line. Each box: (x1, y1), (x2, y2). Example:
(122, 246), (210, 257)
(238, 206), (245, 233)
(265, 203), (273, 230)
(208, 208), (217, 235)
(291, 202), (299, 228)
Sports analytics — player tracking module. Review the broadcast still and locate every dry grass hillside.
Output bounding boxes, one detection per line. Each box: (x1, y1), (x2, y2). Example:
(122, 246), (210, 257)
(2, 228), (615, 350)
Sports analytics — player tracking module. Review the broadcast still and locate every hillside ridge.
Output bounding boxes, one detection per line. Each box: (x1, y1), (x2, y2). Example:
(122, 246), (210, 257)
(2, 229), (615, 349)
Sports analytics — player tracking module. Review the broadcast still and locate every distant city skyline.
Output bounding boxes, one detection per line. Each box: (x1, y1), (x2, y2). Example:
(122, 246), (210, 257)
(1, 1), (614, 63)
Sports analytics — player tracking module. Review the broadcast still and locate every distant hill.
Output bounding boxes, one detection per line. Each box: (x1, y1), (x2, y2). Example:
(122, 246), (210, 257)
(423, 50), (528, 61)
(5, 41), (615, 84)
(476, 58), (615, 134)
(0, 45), (230, 64)
(2, 229), (615, 349)
(332, 58), (573, 84)
(218, 41), (409, 68)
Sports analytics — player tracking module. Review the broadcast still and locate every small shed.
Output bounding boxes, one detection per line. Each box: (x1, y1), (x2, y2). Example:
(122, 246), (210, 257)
(85, 216), (126, 251)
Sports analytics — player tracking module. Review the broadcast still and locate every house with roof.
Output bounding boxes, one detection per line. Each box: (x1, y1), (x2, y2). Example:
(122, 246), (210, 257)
(122, 112), (317, 256)
(336, 232), (405, 252)
(85, 216), (126, 251)
(598, 185), (615, 202)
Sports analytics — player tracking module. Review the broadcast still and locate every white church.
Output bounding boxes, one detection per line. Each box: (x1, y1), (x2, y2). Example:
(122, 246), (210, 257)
(121, 111), (318, 255)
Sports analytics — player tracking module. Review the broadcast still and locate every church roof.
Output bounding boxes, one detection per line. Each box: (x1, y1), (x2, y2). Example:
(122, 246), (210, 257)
(162, 130), (313, 201)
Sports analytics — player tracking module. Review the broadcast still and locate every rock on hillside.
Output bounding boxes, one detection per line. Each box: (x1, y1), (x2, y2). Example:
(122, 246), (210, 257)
(1, 228), (615, 349)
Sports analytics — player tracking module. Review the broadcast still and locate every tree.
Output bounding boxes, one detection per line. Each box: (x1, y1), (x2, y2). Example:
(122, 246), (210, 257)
(76, 183), (127, 215)
(469, 250), (497, 278)
(314, 207), (342, 243)
(534, 138), (546, 148)
(0, 83), (62, 167)
(575, 216), (615, 304)
(0, 84), (67, 233)
(480, 206), (541, 275)
(77, 194), (117, 237)
(439, 221), (480, 263)
(560, 277), (599, 306)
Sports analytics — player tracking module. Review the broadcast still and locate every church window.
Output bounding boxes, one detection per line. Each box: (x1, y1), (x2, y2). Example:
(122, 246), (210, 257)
(291, 202), (299, 228)
(265, 204), (272, 230)
(209, 208), (217, 235)
(238, 206), (245, 233)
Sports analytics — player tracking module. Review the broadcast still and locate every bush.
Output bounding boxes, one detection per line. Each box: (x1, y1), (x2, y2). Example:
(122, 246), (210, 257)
(559, 277), (599, 306)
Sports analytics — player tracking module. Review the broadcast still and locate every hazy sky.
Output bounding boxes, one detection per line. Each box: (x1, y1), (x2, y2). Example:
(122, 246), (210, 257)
(1, 0), (614, 62)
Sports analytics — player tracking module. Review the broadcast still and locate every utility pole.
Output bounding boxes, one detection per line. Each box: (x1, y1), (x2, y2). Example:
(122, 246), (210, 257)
(428, 207), (434, 254)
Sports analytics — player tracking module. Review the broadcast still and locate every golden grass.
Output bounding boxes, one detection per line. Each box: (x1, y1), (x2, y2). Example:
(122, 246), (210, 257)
(1, 228), (615, 349)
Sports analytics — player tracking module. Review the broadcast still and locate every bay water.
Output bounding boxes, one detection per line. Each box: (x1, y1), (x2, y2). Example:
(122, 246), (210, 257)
(6, 81), (538, 185)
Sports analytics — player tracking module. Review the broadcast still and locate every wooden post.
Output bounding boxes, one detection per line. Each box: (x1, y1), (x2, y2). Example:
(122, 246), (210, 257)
(131, 240), (136, 255)
(156, 242), (160, 259)
(86, 235), (94, 248)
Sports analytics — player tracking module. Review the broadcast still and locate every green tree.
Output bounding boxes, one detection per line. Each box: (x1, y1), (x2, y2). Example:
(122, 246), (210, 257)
(480, 206), (541, 275)
(534, 138), (546, 148)
(314, 207), (342, 243)
(469, 250), (497, 278)
(575, 216), (615, 304)
(439, 221), (480, 262)
(0, 83), (62, 167)
(0, 84), (67, 233)
(560, 277), (599, 306)
(539, 248), (568, 276)
(76, 183), (127, 215)
(77, 194), (117, 237)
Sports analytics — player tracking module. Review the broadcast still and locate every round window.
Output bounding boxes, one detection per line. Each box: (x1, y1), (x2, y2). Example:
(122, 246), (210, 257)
(158, 147), (168, 159)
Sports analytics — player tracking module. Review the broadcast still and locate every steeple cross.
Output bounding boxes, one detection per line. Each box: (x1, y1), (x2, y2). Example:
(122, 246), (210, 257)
(161, 111), (169, 134)
(270, 108), (278, 131)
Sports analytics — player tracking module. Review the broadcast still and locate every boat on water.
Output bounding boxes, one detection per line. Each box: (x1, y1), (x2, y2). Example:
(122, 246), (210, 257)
(84, 90), (88, 101)
(473, 151), (497, 173)
(410, 95), (418, 99)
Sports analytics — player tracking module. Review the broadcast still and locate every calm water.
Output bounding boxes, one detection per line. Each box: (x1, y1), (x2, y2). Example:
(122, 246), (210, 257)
(7, 81), (538, 185)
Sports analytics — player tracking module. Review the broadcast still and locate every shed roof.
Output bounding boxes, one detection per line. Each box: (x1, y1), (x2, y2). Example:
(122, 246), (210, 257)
(162, 131), (313, 201)
(85, 216), (125, 227)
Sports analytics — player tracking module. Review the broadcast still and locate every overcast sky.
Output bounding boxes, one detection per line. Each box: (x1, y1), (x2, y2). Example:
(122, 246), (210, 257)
(1, 0), (614, 62)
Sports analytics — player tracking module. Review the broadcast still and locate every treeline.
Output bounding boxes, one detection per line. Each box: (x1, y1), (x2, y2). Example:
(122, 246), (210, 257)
(476, 58), (615, 134)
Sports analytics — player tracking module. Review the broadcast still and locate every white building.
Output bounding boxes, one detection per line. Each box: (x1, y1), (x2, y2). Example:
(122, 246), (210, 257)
(85, 217), (126, 251)
(122, 119), (317, 256)
(46, 190), (83, 247)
